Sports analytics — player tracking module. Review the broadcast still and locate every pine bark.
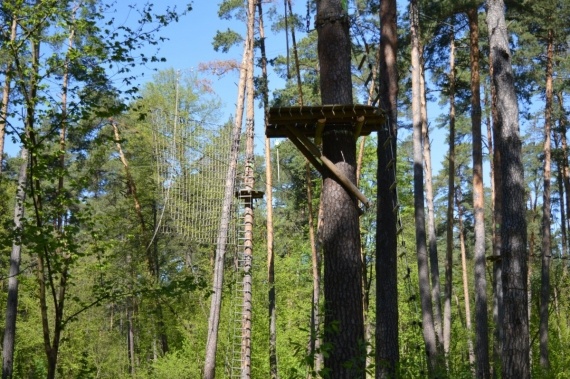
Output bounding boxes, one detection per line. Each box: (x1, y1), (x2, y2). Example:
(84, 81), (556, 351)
(307, 162), (323, 375)
(489, 45), (504, 379)
(554, 92), (569, 263)
(203, 2), (251, 375)
(487, 1), (530, 377)
(421, 65), (443, 348)
(127, 292), (136, 376)
(539, 28), (554, 371)
(316, 1), (364, 377)
(240, 1), (256, 376)
(556, 93), (570, 244)
(410, 0), (438, 374)
(443, 23), (456, 358)
(359, 63), (376, 379)
(376, 0), (400, 376)
(556, 154), (567, 261)
(256, 2), (279, 377)
(266, 141), (278, 378)
(457, 188), (475, 367)
(468, 8), (490, 378)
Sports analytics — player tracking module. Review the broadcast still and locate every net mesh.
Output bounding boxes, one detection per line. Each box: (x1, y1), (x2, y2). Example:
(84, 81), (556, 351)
(151, 109), (236, 245)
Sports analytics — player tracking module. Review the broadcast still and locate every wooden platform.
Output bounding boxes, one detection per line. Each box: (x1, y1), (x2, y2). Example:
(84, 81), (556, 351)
(235, 189), (265, 199)
(266, 104), (386, 138)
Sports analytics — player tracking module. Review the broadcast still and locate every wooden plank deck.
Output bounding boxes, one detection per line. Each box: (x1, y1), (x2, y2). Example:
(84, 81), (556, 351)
(266, 104), (386, 138)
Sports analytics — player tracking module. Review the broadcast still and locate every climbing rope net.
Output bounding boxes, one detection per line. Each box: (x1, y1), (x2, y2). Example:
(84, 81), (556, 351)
(151, 108), (238, 245)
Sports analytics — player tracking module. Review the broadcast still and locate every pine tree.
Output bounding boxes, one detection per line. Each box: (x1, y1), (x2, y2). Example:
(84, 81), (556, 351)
(487, 1), (530, 377)
(316, 0), (365, 377)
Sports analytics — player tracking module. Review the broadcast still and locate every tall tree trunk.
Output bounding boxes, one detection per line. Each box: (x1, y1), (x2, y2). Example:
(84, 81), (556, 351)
(556, 154), (568, 261)
(527, 231), (533, 368)
(468, 8), (490, 378)
(286, 0), (303, 107)
(443, 22), (456, 359)
(410, 0), (438, 374)
(286, 3), (325, 373)
(2, 148), (28, 379)
(127, 288), (136, 376)
(421, 62), (443, 348)
(357, 136), (371, 378)
(553, 133), (568, 265)
(152, 202), (168, 355)
(256, 2), (279, 377)
(112, 123), (145, 231)
(556, 91), (570, 259)
(539, 28), (554, 371)
(376, 0), (399, 376)
(485, 49), (500, 379)
(203, 3), (251, 376)
(457, 189), (475, 367)
(267, 139), (278, 378)
(112, 121), (169, 356)
(487, 1), (530, 377)
(307, 162), (323, 376)
(240, 1), (256, 376)
(316, 1), (364, 377)
(359, 42), (382, 379)
(24, 36), (58, 379)
(489, 44), (504, 379)
(45, 20), (76, 379)
(0, 16), (17, 174)
(1, 15), (20, 379)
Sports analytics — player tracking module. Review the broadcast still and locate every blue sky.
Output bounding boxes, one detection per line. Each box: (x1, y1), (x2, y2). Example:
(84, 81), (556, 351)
(5, 0), (450, 175)
(120, 0), (452, 176)
(115, 0), (293, 154)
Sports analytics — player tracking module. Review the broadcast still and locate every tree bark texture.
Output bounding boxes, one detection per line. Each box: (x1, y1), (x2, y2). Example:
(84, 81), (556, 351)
(2, 148), (28, 379)
(1, 15), (19, 379)
(457, 189), (475, 367)
(203, 2), (251, 375)
(555, 93), (570, 246)
(376, 0), (400, 377)
(539, 28), (553, 371)
(25, 37), (61, 379)
(307, 162), (323, 375)
(468, 8), (490, 378)
(556, 153), (567, 261)
(316, 0), (365, 377)
(410, 0), (438, 374)
(489, 44), (504, 379)
(240, 1), (256, 376)
(256, 2), (279, 377)
(443, 23), (456, 358)
(487, 1), (530, 377)
(421, 70), (443, 348)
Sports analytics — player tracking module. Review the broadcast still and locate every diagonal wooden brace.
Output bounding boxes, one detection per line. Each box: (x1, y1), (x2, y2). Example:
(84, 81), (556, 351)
(284, 128), (327, 177)
(285, 125), (372, 209)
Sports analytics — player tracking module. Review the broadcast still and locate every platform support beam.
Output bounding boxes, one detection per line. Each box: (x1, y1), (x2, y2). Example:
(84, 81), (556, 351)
(285, 125), (371, 209)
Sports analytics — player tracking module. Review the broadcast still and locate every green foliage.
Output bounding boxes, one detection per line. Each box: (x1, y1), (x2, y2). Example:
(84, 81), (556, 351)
(218, 0), (245, 20)
(148, 341), (202, 379)
(212, 28), (244, 53)
(0, 1), (569, 378)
